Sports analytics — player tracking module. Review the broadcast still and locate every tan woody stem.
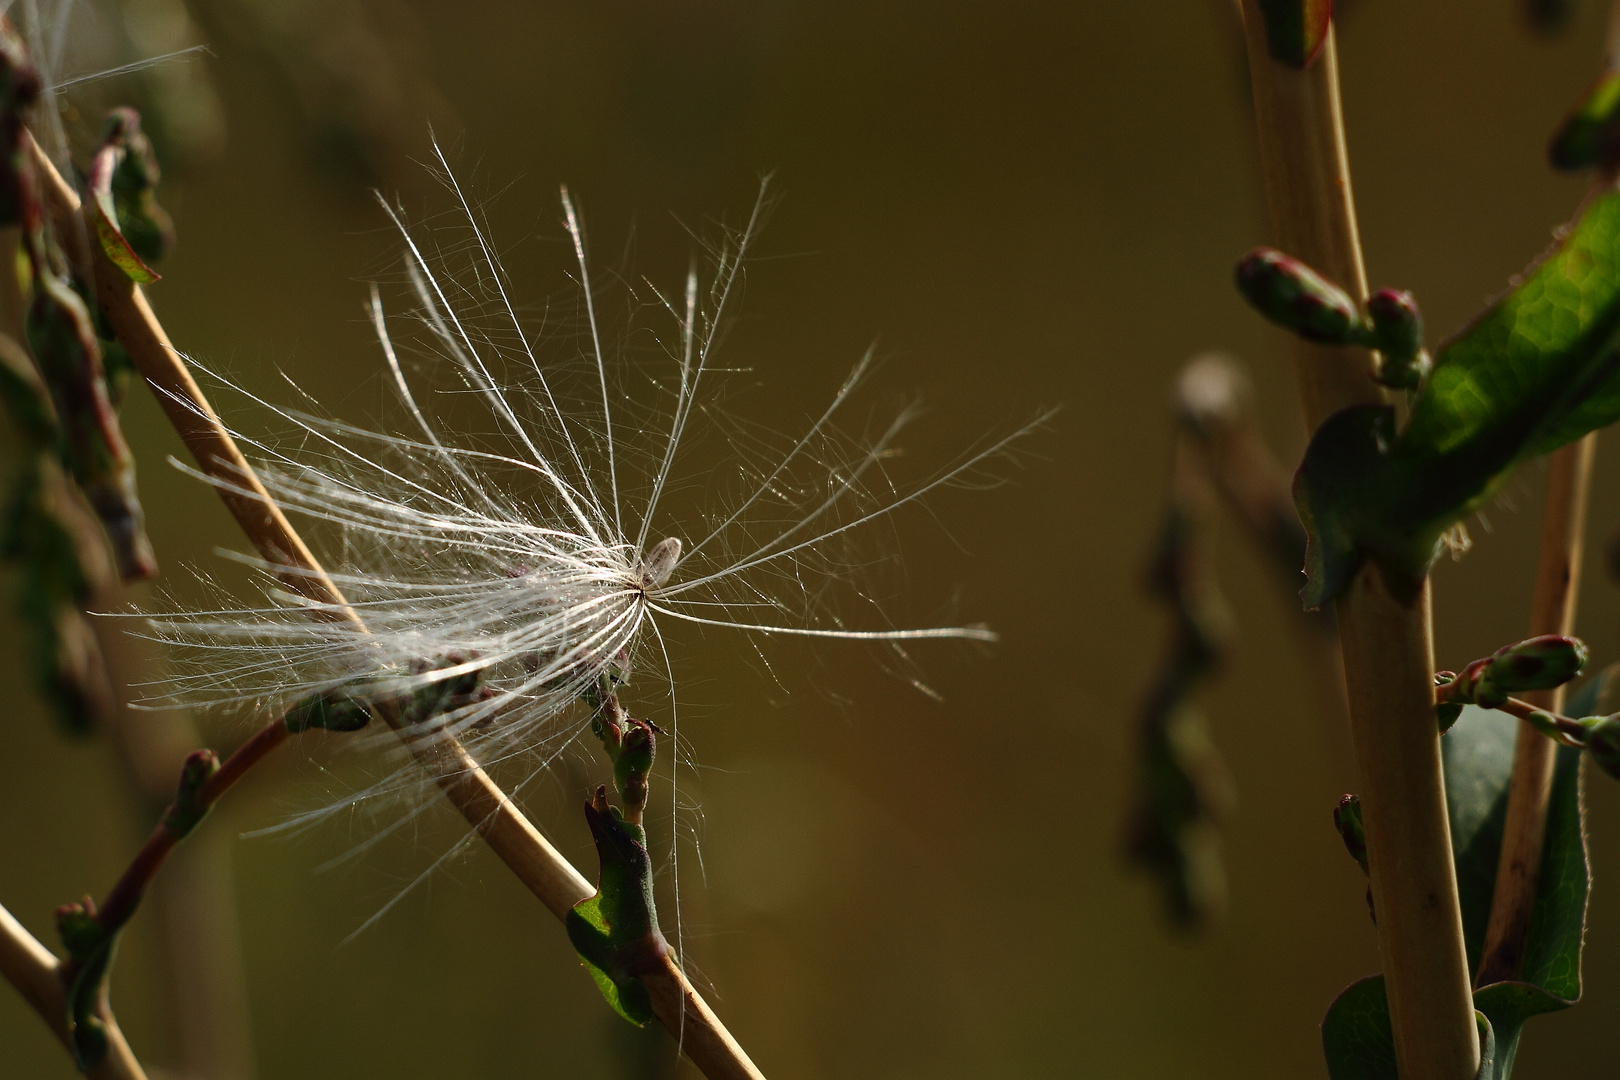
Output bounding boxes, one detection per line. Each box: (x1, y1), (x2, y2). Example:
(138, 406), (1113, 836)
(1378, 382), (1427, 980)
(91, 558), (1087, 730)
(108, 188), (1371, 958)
(0, 901), (148, 1080)
(1475, 435), (1596, 986)
(1237, 8), (1480, 1078)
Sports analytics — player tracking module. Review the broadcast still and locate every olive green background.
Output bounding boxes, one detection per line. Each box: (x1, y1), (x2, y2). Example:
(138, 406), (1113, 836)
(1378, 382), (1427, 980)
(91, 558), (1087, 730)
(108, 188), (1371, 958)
(7, 1), (1620, 1077)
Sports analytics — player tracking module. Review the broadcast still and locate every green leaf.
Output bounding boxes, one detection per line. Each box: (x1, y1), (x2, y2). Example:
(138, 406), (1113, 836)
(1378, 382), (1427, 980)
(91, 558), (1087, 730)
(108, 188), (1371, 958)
(1408, 188), (1620, 459)
(1322, 975), (1397, 1079)
(569, 893), (653, 1026)
(1323, 705), (1588, 1078)
(1296, 187), (1620, 606)
(88, 109), (171, 284)
(1442, 706), (1588, 1005)
(1451, 704), (1589, 1077)
(1521, 740), (1587, 1002)
(1444, 705), (1518, 970)
(1321, 976), (1498, 1080)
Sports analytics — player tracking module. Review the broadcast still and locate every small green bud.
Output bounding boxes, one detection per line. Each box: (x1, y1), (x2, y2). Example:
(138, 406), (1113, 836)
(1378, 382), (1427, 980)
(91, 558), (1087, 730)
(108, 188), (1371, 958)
(1482, 635), (1588, 701)
(1332, 794), (1375, 923)
(1523, 709), (1568, 744)
(1332, 794), (1368, 875)
(586, 673), (629, 745)
(1366, 289), (1432, 390)
(162, 749), (219, 836)
(1439, 636), (1588, 710)
(285, 688), (374, 733)
(401, 653), (489, 725)
(54, 898), (101, 961)
(1234, 248), (1369, 346)
(1582, 713), (1620, 780)
(613, 720), (656, 816)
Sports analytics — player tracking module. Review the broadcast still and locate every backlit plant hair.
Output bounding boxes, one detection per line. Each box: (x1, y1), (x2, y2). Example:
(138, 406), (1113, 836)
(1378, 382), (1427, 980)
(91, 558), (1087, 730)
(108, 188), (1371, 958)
(139, 155), (1044, 833)
(0, 11), (1048, 1069)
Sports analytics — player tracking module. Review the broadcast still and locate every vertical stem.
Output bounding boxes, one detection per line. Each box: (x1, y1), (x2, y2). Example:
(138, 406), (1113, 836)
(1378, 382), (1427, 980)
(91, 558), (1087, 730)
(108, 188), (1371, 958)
(1238, 15), (1382, 429)
(1237, 8), (1480, 1079)
(1475, 435), (1596, 986)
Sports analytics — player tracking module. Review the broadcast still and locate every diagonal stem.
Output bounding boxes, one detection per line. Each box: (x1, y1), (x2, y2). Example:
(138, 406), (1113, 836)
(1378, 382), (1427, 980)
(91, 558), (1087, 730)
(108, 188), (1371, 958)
(93, 718), (291, 942)
(1237, 7), (1479, 1078)
(25, 132), (766, 1080)
(4, 701), (289, 1079)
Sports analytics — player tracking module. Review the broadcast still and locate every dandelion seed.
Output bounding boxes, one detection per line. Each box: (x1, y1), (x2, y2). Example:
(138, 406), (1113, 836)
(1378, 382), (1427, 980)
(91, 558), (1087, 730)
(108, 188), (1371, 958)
(137, 155), (1049, 888)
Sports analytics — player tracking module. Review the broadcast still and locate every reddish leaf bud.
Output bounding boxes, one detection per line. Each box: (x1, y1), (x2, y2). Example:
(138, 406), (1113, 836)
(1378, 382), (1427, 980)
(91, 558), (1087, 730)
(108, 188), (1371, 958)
(1366, 288), (1431, 390)
(1234, 247), (1369, 346)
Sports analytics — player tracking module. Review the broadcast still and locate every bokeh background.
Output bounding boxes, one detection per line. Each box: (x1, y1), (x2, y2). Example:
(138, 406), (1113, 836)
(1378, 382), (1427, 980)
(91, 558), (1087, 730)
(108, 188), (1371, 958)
(6, 1), (1620, 1077)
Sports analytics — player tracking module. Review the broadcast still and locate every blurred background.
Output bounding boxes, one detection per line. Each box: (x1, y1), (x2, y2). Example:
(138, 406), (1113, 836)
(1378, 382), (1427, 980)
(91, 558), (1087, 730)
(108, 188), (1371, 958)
(5, 0), (1620, 1076)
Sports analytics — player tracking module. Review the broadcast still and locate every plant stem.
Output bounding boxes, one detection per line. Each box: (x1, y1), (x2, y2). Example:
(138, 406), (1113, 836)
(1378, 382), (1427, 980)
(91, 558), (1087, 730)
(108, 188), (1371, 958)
(1476, 435), (1595, 986)
(94, 719), (291, 939)
(25, 131), (766, 1080)
(0, 900), (149, 1080)
(1494, 696), (1587, 747)
(1237, 8), (1480, 1079)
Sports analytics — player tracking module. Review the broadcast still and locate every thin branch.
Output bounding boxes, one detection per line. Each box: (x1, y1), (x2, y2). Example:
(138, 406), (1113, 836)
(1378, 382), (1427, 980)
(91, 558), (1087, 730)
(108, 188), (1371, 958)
(0, 901), (149, 1080)
(25, 131), (766, 1080)
(1493, 696), (1590, 747)
(1476, 435), (1596, 986)
(1237, 6), (1480, 1079)
(93, 719), (290, 940)
(3, 716), (287, 1080)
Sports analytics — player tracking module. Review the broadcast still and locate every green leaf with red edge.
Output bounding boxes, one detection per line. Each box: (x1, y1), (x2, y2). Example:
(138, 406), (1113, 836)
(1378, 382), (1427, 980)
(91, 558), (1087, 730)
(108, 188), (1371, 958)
(91, 197), (159, 283)
(95, 109), (174, 271)
(1256, 0), (1333, 68)
(1295, 185), (1620, 607)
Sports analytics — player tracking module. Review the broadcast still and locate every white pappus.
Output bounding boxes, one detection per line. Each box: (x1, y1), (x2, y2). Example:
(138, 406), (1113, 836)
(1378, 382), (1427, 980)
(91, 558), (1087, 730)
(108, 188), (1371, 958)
(138, 154), (1049, 856)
